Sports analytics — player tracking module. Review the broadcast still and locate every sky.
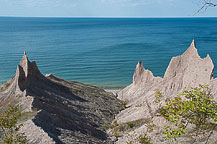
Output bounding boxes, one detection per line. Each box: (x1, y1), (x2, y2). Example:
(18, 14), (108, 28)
(0, 0), (216, 17)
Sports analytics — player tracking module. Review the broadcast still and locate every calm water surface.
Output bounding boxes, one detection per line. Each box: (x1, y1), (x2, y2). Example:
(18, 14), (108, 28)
(0, 17), (216, 88)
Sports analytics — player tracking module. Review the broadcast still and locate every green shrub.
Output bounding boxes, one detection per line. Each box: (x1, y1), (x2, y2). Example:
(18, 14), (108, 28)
(127, 122), (134, 128)
(0, 105), (27, 144)
(161, 85), (217, 142)
(112, 128), (120, 137)
(0, 82), (10, 92)
(147, 123), (156, 133)
(120, 99), (128, 109)
(4, 82), (9, 88)
(110, 120), (118, 129)
(117, 124), (125, 132)
(138, 133), (152, 144)
(0, 86), (3, 92)
(136, 104), (142, 107)
(154, 89), (163, 103)
(126, 141), (133, 144)
(101, 124), (110, 130)
(110, 120), (125, 137)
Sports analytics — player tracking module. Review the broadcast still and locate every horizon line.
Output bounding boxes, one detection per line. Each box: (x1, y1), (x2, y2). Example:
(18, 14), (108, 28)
(0, 15), (217, 18)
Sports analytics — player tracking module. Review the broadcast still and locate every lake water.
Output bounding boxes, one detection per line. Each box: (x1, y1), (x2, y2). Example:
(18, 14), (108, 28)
(0, 17), (217, 89)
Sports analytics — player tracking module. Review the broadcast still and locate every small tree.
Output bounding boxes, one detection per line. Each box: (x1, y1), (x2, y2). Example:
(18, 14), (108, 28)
(161, 85), (217, 143)
(0, 105), (27, 144)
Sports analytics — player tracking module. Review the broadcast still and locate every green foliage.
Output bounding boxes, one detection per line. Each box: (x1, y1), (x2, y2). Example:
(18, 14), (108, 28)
(16, 95), (23, 98)
(112, 128), (120, 137)
(110, 120), (125, 137)
(126, 141), (133, 144)
(101, 124), (110, 130)
(127, 122), (134, 128)
(120, 99), (128, 109)
(154, 89), (163, 103)
(108, 118), (156, 143)
(0, 105), (27, 144)
(161, 84), (217, 141)
(0, 82), (10, 92)
(107, 118), (155, 142)
(109, 119), (150, 137)
(110, 120), (118, 129)
(135, 104), (142, 107)
(138, 133), (152, 144)
(0, 87), (3, 92)
(146, 123), (156, 133)
(3, 82), (10, 88)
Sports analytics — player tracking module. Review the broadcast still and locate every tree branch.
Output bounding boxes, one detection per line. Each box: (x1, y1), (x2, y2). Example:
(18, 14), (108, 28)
(194, 0), (217, 15)
(205, 124), (217, 144)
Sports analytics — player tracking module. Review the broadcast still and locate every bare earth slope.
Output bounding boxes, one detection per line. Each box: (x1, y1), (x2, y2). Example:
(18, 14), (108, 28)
(0, 52), (121, 144)
(116, 40), (217, 143)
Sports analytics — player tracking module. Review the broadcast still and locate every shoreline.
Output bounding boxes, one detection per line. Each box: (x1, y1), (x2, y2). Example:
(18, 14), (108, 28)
(104, 89), (122, 95)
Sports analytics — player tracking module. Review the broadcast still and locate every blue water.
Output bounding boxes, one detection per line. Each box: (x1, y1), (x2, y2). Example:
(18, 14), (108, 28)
(0, 17), (217, 89)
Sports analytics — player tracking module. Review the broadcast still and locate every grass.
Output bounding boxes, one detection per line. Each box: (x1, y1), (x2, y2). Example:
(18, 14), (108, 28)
(101, 124), (110, 130)
(138, 133), (152, 144)
(0, 86), (3, 92)
(0, 81), (10, 92)
(108, 118), (153, 137)
(4, 82), (9, 88)
(154, 89), (163, 103)
(136, 104), (142, 107)
(147, 123), (156, 133)
(120, 99), (128, 109)
(126, 141), (133, 144)
(107, 118), (156, 144)
(127, 122), (134, 128)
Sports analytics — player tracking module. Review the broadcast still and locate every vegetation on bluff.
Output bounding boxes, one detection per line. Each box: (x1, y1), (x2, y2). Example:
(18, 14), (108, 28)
(161, 85), (217, 143)
(0, 105), (27, 144)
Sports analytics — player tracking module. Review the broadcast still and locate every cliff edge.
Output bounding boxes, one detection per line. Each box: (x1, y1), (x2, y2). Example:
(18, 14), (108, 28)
(0, 52), (122, 144)
(115, 40), (216, 143)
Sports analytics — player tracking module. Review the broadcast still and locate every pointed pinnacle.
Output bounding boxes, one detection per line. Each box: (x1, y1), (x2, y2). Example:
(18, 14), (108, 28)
(191, 39), (196, 48)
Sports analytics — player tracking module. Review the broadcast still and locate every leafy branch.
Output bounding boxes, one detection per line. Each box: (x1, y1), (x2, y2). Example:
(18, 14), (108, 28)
(0, 105), (27, 144)
(161, 85), (217, 143)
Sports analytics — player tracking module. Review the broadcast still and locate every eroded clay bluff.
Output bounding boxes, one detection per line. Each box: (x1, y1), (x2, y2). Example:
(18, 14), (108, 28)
(114, 40), (217, 143)
(0, 52), (122, 144)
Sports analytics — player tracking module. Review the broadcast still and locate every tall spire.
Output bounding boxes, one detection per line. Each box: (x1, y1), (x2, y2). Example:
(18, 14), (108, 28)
(190, 39), (196, 48)
(133, 61), (144, 84)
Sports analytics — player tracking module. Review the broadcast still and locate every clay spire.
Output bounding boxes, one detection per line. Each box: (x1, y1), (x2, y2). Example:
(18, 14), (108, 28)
(18, 51), (31, 77)
(133, 61), (144, 84)
(190, 39), (196, 48)
(183, 40), (199, 57)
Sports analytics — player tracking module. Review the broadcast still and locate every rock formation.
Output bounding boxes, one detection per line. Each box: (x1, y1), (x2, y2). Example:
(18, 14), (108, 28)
(0, 41), (216, 144)
(0, 52), (121, 144)
(162, 40), (213, 93)
(115, 40), (217, 143)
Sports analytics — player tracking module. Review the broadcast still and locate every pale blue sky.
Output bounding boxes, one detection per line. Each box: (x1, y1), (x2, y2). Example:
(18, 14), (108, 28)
(0, 0), (216, 17)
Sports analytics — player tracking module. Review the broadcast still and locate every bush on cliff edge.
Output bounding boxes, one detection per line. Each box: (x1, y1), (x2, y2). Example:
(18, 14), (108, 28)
(161, 85), (217, 143)
(0, 105), (27, 144)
